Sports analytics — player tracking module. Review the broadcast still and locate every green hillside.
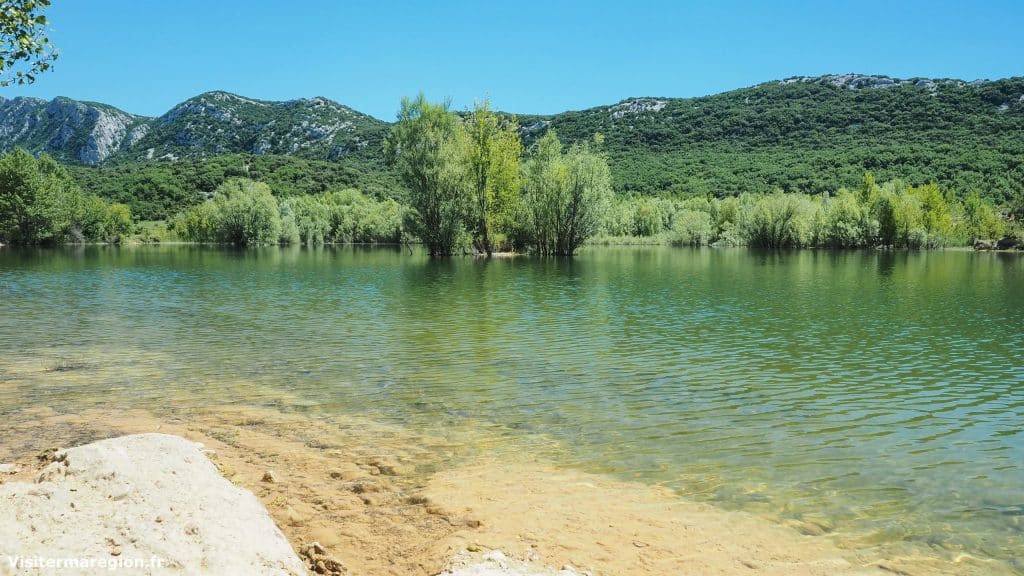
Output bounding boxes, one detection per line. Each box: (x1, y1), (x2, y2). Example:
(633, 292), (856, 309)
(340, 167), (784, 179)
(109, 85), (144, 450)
(517, 75), (1024, 204)
(2, 74), (1023, 220)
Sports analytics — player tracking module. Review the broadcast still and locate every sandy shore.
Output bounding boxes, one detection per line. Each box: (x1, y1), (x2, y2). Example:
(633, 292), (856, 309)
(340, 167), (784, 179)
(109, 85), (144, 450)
(0, 405), (1010, 576)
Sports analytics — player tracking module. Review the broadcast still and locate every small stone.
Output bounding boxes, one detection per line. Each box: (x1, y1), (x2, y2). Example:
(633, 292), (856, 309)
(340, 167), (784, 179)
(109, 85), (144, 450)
(286, 506), (305, 526)
(0, 463), (20, 474)
(311, 541), (326, 555)
(262, 471), (278, 483)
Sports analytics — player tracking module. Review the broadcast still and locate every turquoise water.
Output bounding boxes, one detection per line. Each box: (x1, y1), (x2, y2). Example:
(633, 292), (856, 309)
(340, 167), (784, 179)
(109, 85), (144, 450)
(0, 245), (1021, 571)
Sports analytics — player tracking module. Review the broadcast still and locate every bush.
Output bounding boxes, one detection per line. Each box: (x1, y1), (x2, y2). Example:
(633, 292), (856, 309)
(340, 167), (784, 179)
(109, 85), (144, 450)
(0, 148), (133, 244)
(739, 193), (814, 248)
(668, 209), (714, 246)
(173, 178), (281, 246)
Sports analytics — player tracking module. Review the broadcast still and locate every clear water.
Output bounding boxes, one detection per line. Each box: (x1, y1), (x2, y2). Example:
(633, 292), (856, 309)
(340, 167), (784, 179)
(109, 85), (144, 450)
(1, 245), (1022, 571)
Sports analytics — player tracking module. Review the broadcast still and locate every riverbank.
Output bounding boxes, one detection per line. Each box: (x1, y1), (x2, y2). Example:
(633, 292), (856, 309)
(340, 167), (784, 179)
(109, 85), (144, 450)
(0, 405), (1010, 576)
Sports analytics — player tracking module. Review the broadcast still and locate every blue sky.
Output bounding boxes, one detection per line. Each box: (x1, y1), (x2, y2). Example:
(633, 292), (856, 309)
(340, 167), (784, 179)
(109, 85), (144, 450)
(4, 0), (1022, 119)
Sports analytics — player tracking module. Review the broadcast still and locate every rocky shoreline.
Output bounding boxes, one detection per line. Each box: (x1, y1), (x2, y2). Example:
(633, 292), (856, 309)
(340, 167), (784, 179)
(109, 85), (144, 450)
(0, 407), (1011, 576)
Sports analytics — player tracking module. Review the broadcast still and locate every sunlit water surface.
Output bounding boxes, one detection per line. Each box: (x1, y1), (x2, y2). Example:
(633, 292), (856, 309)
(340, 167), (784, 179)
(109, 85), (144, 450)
(1, 246), (1021, 571)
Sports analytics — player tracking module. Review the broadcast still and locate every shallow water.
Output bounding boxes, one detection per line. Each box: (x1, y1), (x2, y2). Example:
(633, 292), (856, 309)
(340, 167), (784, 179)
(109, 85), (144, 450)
(1, 245), (1022, 572)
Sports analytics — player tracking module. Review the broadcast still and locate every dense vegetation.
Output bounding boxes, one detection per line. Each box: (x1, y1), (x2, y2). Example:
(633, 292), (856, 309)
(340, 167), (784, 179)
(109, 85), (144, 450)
(171, 178), (403, 246)
(4, 75), (1021, 222)
(69, 154), (400, 221)
(0, 148), (132, 244)
(517, 77), (1024, 205)
(385, 96), (612, 256)
(4, 77), (1023, 251)
(599, 174), (1013, 249)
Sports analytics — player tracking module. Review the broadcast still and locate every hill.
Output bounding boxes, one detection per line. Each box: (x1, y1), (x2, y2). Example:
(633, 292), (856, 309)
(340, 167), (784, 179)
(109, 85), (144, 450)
(1, 74), (1022, 219)
(517, 75), (1024, 204)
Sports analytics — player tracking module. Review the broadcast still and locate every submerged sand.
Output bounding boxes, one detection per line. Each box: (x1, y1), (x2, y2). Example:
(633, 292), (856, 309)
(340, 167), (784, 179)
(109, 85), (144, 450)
(0, 405), (1010, 576)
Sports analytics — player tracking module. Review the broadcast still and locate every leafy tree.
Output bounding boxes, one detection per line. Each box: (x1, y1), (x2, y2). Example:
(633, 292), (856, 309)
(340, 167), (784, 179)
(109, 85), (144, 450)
(385, 95), (472, 256)
(213, 179), (281, 246)
(668, 209), (713, 246)
(0, 148), (52, 243)
(959, 191), (1004, 242)
(0, 148), (132, 244)
(876, 192), (899, 247)
(740, 193), (813, 248)
(824, 190), (874, 248)
(173, 178), (281, 246)
(0, 0), (57, 86)
(523, 132), (612, 255)
(285, 194), (330, 245)
(465, 99), (522, 255)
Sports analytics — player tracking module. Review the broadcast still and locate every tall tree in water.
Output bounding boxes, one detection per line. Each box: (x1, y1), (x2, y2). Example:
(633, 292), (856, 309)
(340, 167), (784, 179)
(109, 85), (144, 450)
(522, 131), (612, 256)
(385, 95), (471, 256)
(465, 99), (522, 255)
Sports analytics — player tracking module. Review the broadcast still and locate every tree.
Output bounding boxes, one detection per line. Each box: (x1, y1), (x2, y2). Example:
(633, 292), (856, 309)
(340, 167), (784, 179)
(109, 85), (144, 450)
(876, 192), (898, 247)
(0, 0), (58, 86)
(385, 95), (472, 256)
(522, 131), (612, 255)
(213, 179), (281, 246)
(0, 147), (52, 243)
(464, 99), (522, 255)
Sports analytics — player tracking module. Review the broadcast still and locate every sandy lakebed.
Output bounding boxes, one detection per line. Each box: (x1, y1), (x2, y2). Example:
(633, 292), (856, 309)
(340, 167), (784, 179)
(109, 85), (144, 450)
(0, 403), (1008, 576)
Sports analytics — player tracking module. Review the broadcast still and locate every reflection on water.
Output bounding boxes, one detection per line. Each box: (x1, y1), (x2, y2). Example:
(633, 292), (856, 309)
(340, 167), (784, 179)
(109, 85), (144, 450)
(1, 245), (1022, 573)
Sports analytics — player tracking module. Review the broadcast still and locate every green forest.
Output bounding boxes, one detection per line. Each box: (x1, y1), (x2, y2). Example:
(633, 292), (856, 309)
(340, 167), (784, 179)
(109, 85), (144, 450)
(2, 79), (1024, 252)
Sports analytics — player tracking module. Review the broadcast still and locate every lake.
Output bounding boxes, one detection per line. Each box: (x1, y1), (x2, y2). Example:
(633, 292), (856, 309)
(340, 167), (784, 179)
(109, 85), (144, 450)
(0, 245), (1021, 573)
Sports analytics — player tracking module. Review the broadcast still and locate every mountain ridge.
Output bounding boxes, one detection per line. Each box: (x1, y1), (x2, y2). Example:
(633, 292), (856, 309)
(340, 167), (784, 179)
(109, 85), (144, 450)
(2, 73), (1023, 215)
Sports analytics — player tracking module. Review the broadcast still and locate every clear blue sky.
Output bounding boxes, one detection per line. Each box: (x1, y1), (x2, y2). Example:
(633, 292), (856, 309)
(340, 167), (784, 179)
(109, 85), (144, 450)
(4, 0), (1022, 120)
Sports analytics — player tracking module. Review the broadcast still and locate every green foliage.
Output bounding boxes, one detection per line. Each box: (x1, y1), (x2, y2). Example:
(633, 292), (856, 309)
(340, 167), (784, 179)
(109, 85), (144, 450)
(465, 99), (522, 254)
(282, 194), (330, 245)
(173, 178), (281, 246)
(740, 193), (815, 248)
(523, 132), (613, 255)
(958, 191), (1005, 242)
(598, 173), (998, 250)
(823, 190), (876, 248)
(69, 154), (400, 221)
(668, 209), (714, 246)
(385, 95), (473, 256)
(517, 78), (1024, 207)
(0, 0), (57, 86)
(321, 188), (404, 244)
(172, 179), (405, 247)
(0, 148), (131, 244)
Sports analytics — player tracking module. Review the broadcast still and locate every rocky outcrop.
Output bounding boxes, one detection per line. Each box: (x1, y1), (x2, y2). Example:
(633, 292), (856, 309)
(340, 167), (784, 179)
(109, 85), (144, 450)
(0, 96), (148, 165)
(995, 236), (1020, 250)
(779, 74), (990, 91)
(0, 433), (307, 575)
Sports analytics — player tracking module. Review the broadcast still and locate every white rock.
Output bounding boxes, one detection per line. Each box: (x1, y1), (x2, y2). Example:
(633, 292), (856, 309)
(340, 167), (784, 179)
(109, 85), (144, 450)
(0, 433), (306, 575)
(440, 549), (577, 576)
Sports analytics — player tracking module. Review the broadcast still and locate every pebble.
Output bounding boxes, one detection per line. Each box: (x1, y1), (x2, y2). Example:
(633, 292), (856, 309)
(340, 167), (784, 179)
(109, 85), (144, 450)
(262, 471), (278, 483)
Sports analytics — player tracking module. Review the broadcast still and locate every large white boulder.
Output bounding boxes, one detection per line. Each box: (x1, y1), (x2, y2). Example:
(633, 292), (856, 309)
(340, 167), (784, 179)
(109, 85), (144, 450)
(0, 433), (306, 575)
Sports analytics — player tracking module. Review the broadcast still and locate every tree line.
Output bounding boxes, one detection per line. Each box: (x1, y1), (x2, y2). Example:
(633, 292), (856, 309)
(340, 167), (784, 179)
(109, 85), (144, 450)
(171, 179), (404, 246)
(0, 149), (132, 245)
(599, 173), (1013, 249)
